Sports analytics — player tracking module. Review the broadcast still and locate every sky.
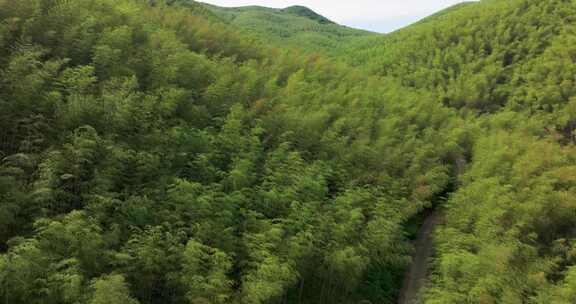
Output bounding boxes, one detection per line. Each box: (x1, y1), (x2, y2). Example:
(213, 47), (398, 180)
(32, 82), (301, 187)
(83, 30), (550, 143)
(199, 0), (475, 33)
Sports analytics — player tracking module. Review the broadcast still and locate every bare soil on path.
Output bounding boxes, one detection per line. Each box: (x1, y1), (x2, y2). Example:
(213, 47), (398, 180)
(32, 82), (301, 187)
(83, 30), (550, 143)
(397, 211), (443, 304)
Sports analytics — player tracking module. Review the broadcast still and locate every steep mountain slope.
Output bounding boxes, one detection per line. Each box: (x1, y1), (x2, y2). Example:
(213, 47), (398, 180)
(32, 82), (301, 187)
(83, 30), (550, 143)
(345, 0), (575, 111)
(414, 1), (477, 26)
(0, 1), (458, 304)
(196, 1), (376, 53)
(1, 0), (575, 304)
(337, 0), (576, 302)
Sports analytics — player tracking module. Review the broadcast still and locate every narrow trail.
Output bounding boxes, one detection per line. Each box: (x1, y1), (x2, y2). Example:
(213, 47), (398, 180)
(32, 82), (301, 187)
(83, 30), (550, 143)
(397, 210), (443, 304)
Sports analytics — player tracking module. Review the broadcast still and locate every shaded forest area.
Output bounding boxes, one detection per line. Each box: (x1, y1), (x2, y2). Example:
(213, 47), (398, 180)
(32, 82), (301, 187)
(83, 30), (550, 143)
(0, 0), (576, 303)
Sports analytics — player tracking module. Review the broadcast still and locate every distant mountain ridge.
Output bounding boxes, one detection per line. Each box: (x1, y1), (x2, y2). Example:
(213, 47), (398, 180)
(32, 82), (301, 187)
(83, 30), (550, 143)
(193, 1), (375, 53)
(183, 1), (485, 55)
(197, 2), (336, 24)
(280, 5), (335, 24)
(414, 1), (477, 25)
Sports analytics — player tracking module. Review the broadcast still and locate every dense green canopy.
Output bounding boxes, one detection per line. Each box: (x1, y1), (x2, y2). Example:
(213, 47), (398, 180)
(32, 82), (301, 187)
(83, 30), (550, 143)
(0, 0), (575, 303)
(194, 1), (375, 54)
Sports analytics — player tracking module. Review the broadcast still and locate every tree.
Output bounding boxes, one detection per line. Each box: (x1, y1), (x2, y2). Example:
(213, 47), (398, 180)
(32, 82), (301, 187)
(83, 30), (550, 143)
(88, 274), (139, 304)
(180, 240), (233, 304)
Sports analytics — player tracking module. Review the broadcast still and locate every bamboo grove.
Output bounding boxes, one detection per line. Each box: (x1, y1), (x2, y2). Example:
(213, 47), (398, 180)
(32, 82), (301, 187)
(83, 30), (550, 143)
(0, 0), (575, 303)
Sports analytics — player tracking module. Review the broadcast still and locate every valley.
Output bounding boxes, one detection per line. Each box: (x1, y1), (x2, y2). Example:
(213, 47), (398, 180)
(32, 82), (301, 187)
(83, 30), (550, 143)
(0, 0), (575, 303)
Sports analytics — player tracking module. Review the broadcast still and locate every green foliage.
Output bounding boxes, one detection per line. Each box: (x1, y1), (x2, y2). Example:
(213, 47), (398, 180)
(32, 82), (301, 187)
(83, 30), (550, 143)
(425, 129), (576, 303)
(0, 0), (575, 303)
(181, 240), (233, 303)
(88, 274), (139, 304)
(281, 6), (335, 24)
(197, 1), (374, 54)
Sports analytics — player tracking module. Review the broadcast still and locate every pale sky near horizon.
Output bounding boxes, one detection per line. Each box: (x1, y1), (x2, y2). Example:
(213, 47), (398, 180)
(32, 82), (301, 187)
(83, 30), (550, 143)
(199, 0), (476, 33)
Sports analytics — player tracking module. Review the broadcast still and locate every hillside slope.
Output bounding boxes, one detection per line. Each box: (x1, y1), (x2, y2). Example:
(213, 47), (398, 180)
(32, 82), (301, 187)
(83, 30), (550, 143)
(196, 1), (376, 53)
(1, 0), (576, 304)
(0, 1), (458, 304)
(339, 0), (576, 302)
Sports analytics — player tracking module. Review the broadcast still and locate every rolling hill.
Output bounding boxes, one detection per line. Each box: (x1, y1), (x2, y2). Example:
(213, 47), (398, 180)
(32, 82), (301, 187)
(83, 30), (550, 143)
(1, 0), (575, 304)
(195, 1), (376, 53)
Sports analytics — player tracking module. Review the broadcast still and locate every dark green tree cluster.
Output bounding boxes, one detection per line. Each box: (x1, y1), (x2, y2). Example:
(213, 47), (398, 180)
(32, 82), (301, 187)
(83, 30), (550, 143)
(0, 0), (462, 303)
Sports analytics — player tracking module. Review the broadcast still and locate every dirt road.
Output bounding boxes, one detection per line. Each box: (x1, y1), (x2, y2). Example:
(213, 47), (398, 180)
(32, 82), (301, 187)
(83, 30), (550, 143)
(397, 211), (442, 304)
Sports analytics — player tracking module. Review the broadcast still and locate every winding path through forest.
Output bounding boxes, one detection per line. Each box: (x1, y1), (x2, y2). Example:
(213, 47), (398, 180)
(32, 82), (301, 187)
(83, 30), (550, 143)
(397, 211), (443, 304)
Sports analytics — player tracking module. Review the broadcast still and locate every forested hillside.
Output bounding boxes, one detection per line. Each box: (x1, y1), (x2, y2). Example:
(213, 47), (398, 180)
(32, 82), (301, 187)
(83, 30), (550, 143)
(340, 0), (576, 302)
(0, 0), (575, 304)
(0, 0), (458, 303)
(195, 2), (375, 53)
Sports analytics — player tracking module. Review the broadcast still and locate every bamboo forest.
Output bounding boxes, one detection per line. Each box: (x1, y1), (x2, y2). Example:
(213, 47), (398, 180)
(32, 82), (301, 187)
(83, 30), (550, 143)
(0, 0), (575, 303)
